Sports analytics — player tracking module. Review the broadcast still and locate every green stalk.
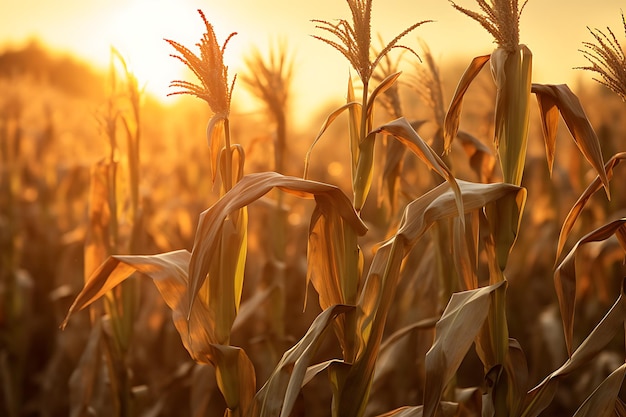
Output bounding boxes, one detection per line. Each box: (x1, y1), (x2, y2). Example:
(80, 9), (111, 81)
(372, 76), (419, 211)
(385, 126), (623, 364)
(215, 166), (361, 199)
(493, 46), (533, 186)
(353, 80), (372, 212)
(222, 118), (234, 193)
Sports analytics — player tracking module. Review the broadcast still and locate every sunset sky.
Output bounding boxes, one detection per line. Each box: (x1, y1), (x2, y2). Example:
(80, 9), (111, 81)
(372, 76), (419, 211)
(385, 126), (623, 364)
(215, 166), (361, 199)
(1, 0), (623, 122)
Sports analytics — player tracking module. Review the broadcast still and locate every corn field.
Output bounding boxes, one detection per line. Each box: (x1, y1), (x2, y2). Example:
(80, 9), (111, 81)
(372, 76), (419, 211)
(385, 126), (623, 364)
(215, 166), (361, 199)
(2, 1), (626, 416)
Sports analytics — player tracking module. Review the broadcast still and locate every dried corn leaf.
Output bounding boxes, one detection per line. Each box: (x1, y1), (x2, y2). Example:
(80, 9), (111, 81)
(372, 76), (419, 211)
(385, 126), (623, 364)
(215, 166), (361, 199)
(572, 362), (626, 417)
(378, 120), (427, 213)
(443, 54), (491, 153)
(205, 207), (248, 344)
(207, 115), (226, 182)
(304, 101), (361, 179)
(457, 130), (495, 182)
(249, 304), (354, 417)
(307, 201), (362, 358)
(554, 218), (626, 356)
(532, 83), (610, 197)
(189, 172), (366, 316)
(371, 117), (465, 227)
(423, 281), (506, 417)
(62, 250), (224, 363)
(307, 208), (351, 309)
(301, 359), (344, 387)
(64, 244), (273, 417)
(209, 344), (256, 416)
(348, 75), (362, 172)
(335, 239), (404, 417)
(521, 280), (626, 417)
(485, 184), (528, 270)
(344, 180), (523, 417)
(396, 180), (524, 246)
(557, 152), (626, 262)
(68, 321), (103, 417)
(533, 86), (559, 174)
(366, 71), (402, 121)
(506, 339), (529, 417)
(616, 398), (626, 417)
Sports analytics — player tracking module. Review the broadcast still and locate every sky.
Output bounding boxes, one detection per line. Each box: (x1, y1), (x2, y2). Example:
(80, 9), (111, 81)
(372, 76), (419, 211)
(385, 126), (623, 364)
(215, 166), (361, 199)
(1, 0), (623, 124)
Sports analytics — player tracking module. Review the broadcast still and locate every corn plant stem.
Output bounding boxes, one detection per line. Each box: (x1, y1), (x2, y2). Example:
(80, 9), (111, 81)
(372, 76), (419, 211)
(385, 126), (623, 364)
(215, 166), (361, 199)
(271, 112), (288, 341)
(127, 123), (140, 249)
(270, 191), (287, 342)
(342, 224), (361, 363)
(102, 326), (133, 417)
(339, 237), (403, 417)
(103, 96), (136, 417)
(354, 79), (370, 211)
(223, 118), (234, 192)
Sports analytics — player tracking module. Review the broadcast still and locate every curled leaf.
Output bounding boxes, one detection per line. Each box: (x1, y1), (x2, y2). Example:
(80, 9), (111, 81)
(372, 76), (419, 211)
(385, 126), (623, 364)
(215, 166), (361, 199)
(443, 54), (491, 153)
(423, 281), (506, 417)
(557, 152), (626, 263)
(189, 172), (367, 322)
(532, 83), (610, 197)
(250, 304), (354, 417)
(554, 218), (626, 356)
(521, 279), (626, 417)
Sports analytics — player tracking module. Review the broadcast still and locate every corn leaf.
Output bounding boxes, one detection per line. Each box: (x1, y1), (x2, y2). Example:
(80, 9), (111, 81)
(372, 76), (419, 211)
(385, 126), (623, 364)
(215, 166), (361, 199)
(616, 398), (626, 417)
(443, 54), (491, 153)
(371, 117), (465, 228)
(521, 279), (626, 417)
(68, 321), (103, 417)
(533, 85), (559, 175)
(531, 83), (610, 197)
(378, 120), (427, 213)
(557, 152), (626, 262)
(456, 130), (495, 182)
(506, 339), (530, 417)
(307, 200), (362, 360)
(61, 250), (225, 363)
(366, 71), (402, 121)
(304, 101), (361, 179)
(339, 180), (523, 417)
(188, 171), (367, 326)
(249, 304), (354, 417)
(209, 344), (256, 416)
(572, 362), (626, 417)
(302, 359), (344, 387)
(423, 281), (506, 417)
(396, 180), (524, 247)
(484, 184), (528, 270)
(207, 115), (225, 182)
(206, 207), (248, 344)
(554, 218), (626, 356)
(348, 75), (362, 172)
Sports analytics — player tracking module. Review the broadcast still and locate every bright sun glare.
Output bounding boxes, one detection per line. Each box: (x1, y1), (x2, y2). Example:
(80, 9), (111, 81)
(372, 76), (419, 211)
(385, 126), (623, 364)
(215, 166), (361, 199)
(97, 1), (244, 103)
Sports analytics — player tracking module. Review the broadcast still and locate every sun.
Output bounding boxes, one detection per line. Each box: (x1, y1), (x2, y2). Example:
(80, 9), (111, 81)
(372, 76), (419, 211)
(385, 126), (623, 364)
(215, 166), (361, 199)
(100, 1), (245, 104)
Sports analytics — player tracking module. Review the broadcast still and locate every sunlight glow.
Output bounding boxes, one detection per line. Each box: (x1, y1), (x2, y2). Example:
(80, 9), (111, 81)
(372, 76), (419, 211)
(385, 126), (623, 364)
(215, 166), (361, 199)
(94, 1), (245, 103)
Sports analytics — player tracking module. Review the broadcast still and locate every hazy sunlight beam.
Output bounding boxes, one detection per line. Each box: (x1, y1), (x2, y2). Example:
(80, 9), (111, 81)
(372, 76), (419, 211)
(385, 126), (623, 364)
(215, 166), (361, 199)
(97, 0), (245, 103)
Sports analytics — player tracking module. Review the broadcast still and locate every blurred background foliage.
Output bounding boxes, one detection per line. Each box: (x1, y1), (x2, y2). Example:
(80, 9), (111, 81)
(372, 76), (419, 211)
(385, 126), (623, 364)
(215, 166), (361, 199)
(1, 38), (625, 416)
